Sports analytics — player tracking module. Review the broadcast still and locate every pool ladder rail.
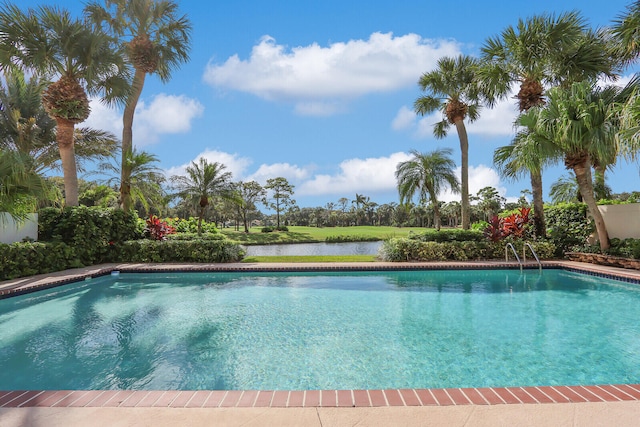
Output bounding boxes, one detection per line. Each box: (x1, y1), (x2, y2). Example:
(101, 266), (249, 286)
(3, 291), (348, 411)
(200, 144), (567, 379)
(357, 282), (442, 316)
(505, 242), (542, 272)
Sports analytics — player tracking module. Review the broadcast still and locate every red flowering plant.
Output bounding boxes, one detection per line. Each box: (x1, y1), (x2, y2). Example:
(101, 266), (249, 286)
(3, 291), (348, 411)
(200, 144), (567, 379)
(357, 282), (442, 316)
(484, 207), (531, 242)
(145, 215), (176, 241)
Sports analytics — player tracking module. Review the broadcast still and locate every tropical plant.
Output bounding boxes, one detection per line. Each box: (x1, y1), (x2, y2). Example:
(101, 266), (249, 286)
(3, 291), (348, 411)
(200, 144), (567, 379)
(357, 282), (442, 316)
(86, 0), (192, 211)
(414, 55), (484, 230)
(524, 81), (636, 251)
(0, 149), (53, 223)
(170, 157), (233, 234)
(481, 11), (617, 237)
(395, 148), (460, 231)
(263, 177), (296, 228)
(610, 1), (640, 65)
(0, 4), (129, 206)
(549, 175), (582, 204)
(97, 149), (166, 215)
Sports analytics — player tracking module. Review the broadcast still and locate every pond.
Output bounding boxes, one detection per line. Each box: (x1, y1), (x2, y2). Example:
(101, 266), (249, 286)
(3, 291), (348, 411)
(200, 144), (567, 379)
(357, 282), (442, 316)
(243, 241), (383, 256)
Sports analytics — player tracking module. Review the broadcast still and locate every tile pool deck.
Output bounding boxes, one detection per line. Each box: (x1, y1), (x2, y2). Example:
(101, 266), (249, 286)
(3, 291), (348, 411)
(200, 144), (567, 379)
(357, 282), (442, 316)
(1, 260), (640, 426)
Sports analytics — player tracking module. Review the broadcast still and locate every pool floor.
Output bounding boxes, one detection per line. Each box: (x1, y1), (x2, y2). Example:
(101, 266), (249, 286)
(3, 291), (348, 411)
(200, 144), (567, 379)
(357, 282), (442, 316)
(1, 261), (640, 410)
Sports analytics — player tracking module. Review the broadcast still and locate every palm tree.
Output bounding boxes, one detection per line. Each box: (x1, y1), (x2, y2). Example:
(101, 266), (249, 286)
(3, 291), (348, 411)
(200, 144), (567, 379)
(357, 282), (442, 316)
(414, 55), (483, 230)
(481, 11), (616, 237)
(97, 149), (166, 215)
(395, 148), (460, 231)
(0, 150), (53, 223)
(611, 1), (640, 65)
(0, 70), (121, 177)
(0, 4), (129, 206)
(549, 175), (582, 204)
(86, 0), (192, 212)
(170, 158), (233, 234)
(527, 81), (634, 251)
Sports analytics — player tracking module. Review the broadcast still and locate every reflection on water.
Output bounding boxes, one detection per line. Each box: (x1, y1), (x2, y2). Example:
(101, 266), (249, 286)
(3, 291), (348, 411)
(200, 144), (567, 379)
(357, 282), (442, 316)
(244, 241), (382, 256)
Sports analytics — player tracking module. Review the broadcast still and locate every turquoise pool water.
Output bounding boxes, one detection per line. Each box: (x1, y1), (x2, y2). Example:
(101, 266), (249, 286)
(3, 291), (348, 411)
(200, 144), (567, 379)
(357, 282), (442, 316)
(1, 269), (639, 391)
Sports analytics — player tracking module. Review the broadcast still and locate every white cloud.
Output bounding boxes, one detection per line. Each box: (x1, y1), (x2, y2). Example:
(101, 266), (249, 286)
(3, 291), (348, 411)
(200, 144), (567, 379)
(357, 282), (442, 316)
(83, 93), (204, 146)
(468, 99), (518, 137)
(204, 32), (461, 115)
(247, 163), (312, 185)
(391, 106), (416, 131)
(134, 94), (204, 145)
(297, 152), (412, 196)
(165, 149), (252, 181)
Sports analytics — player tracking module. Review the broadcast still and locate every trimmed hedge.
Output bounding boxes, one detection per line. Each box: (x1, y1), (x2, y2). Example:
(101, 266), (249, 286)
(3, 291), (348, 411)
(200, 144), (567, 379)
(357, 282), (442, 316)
(0, 241), (81, 280)
(325, 235), (379, 243)
(408, 229), (485, 242)
(1, 207), (245, 280)
(379, 238), (555, 262)
(119, 240), (245, 263)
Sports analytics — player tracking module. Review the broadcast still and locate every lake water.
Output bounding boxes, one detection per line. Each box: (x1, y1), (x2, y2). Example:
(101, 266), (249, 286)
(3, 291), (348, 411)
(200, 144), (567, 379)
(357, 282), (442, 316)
(244, 241), (382, 256)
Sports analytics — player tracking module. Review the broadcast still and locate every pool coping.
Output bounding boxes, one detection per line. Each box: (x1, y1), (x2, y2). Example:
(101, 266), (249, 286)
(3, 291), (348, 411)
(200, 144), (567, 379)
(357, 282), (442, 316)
(1, 260), (640, 410)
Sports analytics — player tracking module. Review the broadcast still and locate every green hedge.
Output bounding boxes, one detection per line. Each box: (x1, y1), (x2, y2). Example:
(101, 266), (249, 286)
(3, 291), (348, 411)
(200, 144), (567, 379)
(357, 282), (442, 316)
(544, 203), (592, 257)
(0, 241), (82, 280)
(408, 229), (485, 242)
(1, 207), (244, 280)
(119, 240), (245, 263)
(379, 238), (555, 262)
(325, 235), (379, 243)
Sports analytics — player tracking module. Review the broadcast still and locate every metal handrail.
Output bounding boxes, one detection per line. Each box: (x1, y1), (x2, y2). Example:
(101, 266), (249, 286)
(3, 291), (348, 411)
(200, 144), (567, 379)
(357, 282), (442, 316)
(523, 243), (542, 272)
(505, 243), (522, 272)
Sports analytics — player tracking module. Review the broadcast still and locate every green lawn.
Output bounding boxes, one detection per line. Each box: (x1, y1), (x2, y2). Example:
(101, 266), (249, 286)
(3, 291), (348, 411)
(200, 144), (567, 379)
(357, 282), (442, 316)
(221, 225), (428, 245)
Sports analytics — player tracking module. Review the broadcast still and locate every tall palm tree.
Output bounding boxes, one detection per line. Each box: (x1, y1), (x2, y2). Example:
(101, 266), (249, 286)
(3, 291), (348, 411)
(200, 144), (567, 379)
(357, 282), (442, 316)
(0, 4), (129, 206)
(481, 11), (616, 237)
(528, 81), (634, 251)
(86, 0), (192, 212)
(170, 158), (233, 234)
(396, 148), (460, 231)
(414, 55), (483, 230)
(0, 71), (121, 176)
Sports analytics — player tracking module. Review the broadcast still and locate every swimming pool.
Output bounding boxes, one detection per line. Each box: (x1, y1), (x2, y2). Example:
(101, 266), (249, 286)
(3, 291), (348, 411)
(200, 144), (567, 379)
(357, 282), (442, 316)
(1, 269), (639, 391)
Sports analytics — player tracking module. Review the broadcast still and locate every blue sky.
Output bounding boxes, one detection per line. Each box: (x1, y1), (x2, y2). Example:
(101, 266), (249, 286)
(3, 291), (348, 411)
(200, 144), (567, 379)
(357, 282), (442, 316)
(22, 0), (640, 207)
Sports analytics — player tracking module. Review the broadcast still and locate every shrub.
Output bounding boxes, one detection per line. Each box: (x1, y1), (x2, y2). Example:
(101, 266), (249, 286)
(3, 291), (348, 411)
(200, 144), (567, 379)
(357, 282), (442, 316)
(145, 215), (176, 241)
(275, 226), (289, 232)
(163, 217), (219, 234)
(409, 229), (484, 242)
(261, 226), (275, 233)
(0, 241), (81, 280)
(118, 239), (245, 263)
(544, 203), (592, 257)
(37, 206), (141, 265)
(378, 238), (555, 262)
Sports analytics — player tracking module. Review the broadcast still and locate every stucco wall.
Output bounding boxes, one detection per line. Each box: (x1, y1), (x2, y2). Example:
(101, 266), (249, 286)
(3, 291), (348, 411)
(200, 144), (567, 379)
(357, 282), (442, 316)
(0, 213), (38, 244)
(598, 204), (640, 239)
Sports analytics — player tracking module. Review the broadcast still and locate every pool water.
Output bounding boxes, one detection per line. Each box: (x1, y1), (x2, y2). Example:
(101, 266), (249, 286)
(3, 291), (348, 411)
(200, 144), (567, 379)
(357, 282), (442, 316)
(0, 269), (639, 391)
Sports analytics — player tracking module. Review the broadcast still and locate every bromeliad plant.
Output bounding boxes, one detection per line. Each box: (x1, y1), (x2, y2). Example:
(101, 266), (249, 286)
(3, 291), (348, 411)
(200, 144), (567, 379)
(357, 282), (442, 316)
(484, 207), (531, 242)
(145, 215), (176, 241)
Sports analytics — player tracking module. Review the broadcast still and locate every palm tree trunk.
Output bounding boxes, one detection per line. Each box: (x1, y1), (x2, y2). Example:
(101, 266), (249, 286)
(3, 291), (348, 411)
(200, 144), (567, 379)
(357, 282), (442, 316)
(530, 170), (546, 238)
(454, 120), (470, 230)
(57, 118), (79, 206)
(121, 68), (146, 211)
(198, 205), (206, 235)
(433, 202), (441, 231)
(573, 160), (609, 251)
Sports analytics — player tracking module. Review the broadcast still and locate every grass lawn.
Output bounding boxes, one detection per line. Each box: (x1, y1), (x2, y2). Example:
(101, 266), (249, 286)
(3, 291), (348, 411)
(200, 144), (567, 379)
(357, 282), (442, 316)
(221, 225), (428, 245)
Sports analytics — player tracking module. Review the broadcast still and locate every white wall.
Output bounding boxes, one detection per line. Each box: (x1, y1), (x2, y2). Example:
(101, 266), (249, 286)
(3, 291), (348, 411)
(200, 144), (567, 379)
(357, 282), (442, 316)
(0, 213), (38, 244)
(598, 204), (640, 239)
